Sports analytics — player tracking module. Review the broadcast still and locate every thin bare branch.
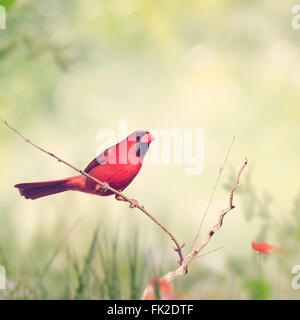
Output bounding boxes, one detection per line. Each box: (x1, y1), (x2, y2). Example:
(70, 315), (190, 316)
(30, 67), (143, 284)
(141, 157), (248, 299)
(40, 216), (82, 280)
(197, 246), (223, 258)
(191, 136), (235, 249)
(1, 118), (184, 264)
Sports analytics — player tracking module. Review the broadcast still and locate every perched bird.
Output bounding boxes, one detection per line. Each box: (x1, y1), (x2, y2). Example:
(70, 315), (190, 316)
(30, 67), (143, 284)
(15, 130), (154, 206)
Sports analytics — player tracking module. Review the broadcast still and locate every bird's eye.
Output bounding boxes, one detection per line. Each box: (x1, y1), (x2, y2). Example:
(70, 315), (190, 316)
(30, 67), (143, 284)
(136, 135), (141, 142)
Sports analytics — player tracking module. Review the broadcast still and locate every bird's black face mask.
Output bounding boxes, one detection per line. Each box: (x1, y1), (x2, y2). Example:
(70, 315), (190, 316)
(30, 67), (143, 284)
(136, 131), (150, 158)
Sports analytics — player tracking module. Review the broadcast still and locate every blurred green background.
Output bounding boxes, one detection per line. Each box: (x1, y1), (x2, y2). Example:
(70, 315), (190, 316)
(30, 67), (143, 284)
(1, 0), (300, 299)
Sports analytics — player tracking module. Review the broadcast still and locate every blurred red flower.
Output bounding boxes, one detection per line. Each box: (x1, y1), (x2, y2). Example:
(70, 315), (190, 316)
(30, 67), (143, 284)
(144, 278), (182, 300)
(251, 241), (286, 256)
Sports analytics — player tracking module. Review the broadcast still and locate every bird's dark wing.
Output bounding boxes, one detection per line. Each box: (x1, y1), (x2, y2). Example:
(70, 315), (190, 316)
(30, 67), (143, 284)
(84, 147), (115, 173)
(84, 157), (104, 173)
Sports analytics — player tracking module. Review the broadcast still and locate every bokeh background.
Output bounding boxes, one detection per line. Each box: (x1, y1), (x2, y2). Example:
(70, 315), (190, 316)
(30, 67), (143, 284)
(1, 0), (300, 299)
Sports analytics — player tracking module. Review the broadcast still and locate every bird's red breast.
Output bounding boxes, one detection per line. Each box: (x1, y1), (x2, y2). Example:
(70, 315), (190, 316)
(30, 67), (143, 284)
(82, 130), (154, 195)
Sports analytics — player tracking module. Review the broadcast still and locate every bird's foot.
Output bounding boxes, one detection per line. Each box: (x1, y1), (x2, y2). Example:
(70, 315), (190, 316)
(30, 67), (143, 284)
(100, 182), (109, 192)
(115, 195), (143, 209)
(129, 199), (140, 209)
(93, 182), (109, 193)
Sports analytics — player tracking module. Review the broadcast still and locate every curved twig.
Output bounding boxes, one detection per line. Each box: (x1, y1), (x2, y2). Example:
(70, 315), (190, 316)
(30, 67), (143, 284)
(141, 157), (248, 299)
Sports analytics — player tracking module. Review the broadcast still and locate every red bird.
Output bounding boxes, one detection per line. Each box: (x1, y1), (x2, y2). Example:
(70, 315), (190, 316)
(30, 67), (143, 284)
(15, 130), (154, 205)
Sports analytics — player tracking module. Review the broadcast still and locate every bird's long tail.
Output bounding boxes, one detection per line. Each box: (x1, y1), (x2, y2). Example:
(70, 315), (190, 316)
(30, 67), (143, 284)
(15, 178), (72, 200)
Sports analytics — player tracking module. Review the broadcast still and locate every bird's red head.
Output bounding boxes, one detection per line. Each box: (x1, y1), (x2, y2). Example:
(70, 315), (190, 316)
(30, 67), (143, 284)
(125, 130), (155, 162)
(127, 130), (155, 144)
